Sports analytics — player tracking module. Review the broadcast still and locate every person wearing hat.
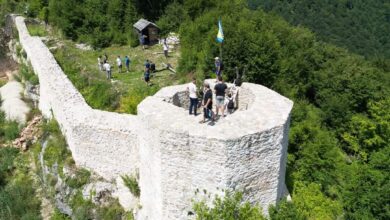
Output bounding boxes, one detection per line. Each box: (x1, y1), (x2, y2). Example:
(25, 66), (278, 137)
(215, 57), (223, 78)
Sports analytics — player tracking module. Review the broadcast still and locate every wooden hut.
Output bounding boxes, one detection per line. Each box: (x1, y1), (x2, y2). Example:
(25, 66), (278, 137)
(133, 18), (160, 45)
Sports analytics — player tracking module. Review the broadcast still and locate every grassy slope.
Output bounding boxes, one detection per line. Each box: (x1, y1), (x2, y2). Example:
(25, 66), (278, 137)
(27, 22), (184, 114)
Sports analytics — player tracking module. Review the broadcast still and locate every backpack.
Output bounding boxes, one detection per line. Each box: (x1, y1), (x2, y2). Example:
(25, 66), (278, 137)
(227, 99), (234, 109)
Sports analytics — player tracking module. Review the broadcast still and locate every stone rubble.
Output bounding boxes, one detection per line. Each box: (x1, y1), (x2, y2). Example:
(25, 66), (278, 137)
(12, 115), (42, 150)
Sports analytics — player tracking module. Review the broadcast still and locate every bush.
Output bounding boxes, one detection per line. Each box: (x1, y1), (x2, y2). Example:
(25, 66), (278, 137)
(193, 191), (265, 220)
(84, 80), (119, 110)
(269, 199), (305, 220)
(128, 31), (140, 48)
(3, 121), (20, 141)
(18, 64), (38, 85)
(27, 23), (48, 37)
(0, 147), (19, 186)
(70, 190), (132, 220)
(51, 209), (71, 220)
(0, 148), (41, 220)
(65, 168), (91, 189)
(157, 1), (190, 37)
(121, 175), (140, 197)
(119, 83), (160, 114)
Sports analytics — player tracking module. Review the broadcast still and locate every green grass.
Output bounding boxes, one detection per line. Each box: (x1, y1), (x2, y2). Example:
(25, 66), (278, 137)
(65, 168), (91, 189)
(38, 24), (184, 114)
(0, 110), (21, 143)
(3, 120), (20, 140)
(18, 64), (39, 85)
(0, 147), (42, 220)
(70, 190), (133, 220)
(121, 175), (140, 197)
(26, 21), (185, 114)
(42, 119), (73, 178)
(50, 209), (71, 220)
(27, 23), (48, 37)
(56, 41), (182, 114)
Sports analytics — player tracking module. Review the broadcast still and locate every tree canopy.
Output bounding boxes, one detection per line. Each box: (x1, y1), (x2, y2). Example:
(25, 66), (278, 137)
(248, 0), (390, 60)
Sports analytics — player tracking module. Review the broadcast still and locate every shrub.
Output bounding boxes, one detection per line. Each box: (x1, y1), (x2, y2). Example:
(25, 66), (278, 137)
(3, 121), (20, 141)
(27, 23), (48, 37)
(65, 168), (91, 189)
(128, 31), (140, 48)
(18, 64), (38, 84)
(51, 208), (71, 220)
(193, 191), (265, 220)
(121, 175), (140, 197)
(0, 147), (41, 220)
(83, 80), (119, 110)
(119, 83), (160, 114)
(0, 147), (19, 186)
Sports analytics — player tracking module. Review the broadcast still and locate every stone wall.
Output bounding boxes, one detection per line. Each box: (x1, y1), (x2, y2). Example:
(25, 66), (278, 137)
(13, 16), (139, 197)
(12, 15), (293, 219)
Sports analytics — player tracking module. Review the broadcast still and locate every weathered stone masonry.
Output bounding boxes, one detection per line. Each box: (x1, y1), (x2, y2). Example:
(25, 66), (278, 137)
(12, 16), (293, 219)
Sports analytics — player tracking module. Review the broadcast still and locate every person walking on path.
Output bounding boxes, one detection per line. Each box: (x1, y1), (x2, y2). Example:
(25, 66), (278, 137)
(144, 59), (151, 86)
(103, 61), (112, 80)
(116, 56), (122, 73)
(98, 56), (103, 71)
(214, 57), (223, 78)
(200, 82), (213, 123)
(214, 75), (228, 118)
(125, 56), (130, 73)
(187, 77), (198, 116)
(163, 39), (169, 58)
(103, 53), (108, 63)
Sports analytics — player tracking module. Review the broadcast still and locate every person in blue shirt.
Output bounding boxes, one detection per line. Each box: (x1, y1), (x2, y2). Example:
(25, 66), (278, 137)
(144, 59), (151, 85)
(125, 56), (130, 73)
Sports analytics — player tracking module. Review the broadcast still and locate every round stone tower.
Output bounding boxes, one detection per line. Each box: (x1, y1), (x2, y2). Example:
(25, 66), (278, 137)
(137, 80), (293, 219)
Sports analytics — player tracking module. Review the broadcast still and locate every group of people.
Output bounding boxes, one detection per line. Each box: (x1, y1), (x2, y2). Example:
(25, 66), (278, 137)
(98, 54), (131, 80)
(188, 75), (235, 124)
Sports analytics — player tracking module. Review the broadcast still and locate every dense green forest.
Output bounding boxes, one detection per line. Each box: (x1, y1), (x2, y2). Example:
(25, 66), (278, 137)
(248, 0), (390, 60)
(1, 0), (389, 219)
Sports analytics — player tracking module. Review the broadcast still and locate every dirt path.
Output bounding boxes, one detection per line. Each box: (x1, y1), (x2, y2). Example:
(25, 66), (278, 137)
(0, 58), (18, 78)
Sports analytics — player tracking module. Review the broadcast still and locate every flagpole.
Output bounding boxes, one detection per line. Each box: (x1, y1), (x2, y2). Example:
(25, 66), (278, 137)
(220, 42), (223, 62)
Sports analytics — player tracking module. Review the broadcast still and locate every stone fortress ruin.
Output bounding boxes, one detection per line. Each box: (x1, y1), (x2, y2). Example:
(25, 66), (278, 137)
(10, 15), (293, 219)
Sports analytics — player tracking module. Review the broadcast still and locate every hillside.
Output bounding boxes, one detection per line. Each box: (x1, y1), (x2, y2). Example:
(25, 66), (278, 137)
(248, 0), (390, 59)
(1, 0), (389, 219)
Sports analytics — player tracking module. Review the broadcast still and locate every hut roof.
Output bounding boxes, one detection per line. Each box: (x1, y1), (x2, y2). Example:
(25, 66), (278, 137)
(133, 19), (159, 31)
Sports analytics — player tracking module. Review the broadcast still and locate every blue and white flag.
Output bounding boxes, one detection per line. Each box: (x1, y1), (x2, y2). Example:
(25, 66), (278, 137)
(216, 19), (224, 43)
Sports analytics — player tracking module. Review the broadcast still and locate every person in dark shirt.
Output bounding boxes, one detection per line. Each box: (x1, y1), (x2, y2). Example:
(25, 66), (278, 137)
(199, 82), (213, 123)
(144, 59), (151, 85)
(125, 56), (130, 73)
(214, 76), (228, 118)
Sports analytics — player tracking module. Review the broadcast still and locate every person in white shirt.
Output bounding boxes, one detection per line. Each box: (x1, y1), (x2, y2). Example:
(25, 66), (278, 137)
(116, 56), (122, 73)
(163, 39), (168, 58)
(187, 77), (198, 116)
(103, 61), (111, 80)
(98, 56), (103, 71)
